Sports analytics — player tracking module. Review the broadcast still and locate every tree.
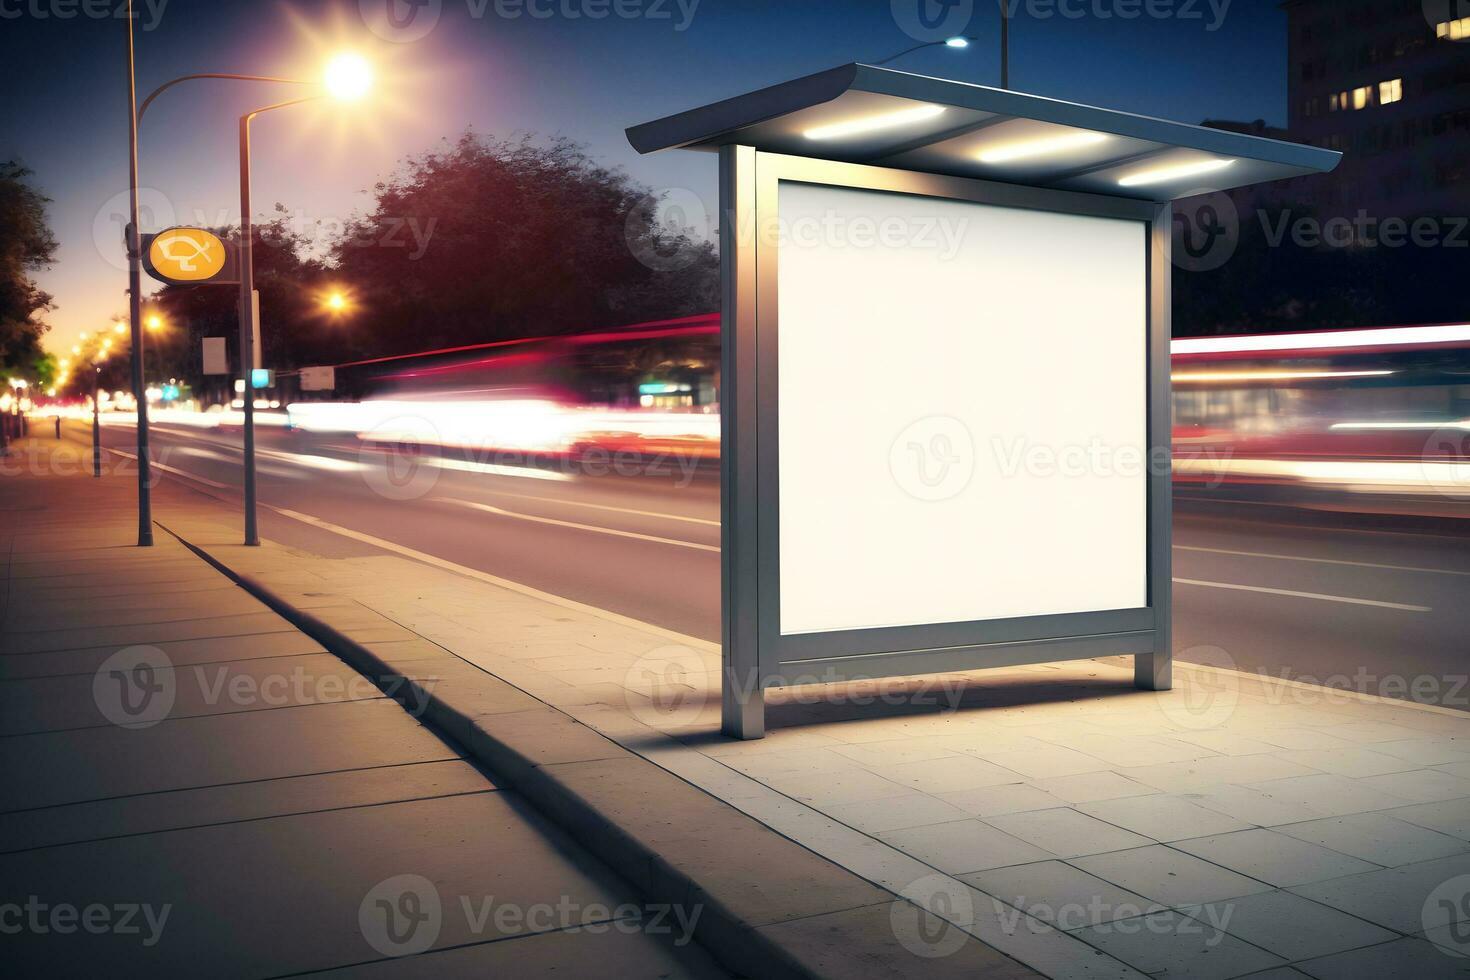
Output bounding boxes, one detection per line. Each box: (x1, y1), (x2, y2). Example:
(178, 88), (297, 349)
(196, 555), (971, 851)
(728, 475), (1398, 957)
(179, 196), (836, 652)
(0, 162), (57, 379)
(329, 133), (718, 357)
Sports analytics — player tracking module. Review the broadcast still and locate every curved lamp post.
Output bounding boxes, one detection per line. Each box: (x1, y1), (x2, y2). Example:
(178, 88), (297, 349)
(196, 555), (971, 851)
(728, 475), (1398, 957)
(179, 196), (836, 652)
(872, 3), (1010, 88)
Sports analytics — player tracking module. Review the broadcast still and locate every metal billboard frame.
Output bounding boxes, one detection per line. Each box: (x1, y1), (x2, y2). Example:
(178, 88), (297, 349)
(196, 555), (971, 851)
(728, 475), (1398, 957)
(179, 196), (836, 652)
(720, 146), (1173, 738)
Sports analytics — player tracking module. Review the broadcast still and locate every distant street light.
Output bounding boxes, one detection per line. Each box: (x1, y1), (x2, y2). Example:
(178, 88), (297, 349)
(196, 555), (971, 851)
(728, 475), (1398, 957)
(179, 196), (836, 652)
(322, 288), (353, 317)
(873, 4), (1011, 88)
(146, 314), (164, 332)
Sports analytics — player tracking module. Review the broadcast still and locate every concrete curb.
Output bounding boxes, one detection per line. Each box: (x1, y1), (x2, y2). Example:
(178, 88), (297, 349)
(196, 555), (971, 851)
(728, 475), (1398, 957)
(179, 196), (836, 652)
(165, 525), (1040, 980)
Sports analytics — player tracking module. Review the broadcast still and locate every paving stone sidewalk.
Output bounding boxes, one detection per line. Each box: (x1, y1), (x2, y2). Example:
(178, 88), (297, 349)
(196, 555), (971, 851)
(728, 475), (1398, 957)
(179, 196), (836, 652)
(37, 423), (1470, 978)
(0, 435), (730, 978)
(141, 470), (1470, 980)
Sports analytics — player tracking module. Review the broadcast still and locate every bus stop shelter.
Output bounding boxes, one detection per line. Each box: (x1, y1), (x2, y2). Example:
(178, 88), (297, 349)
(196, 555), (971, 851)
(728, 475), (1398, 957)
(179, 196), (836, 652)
(628, 64), (1341, 738)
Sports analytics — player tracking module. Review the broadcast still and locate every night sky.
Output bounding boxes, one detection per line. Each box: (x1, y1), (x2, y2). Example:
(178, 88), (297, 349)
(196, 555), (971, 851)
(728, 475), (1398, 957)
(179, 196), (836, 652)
(1, 0), (1289, 352)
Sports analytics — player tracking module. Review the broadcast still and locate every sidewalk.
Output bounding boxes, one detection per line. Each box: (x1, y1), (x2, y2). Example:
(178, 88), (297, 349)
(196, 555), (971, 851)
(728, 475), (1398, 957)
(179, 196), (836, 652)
(22, 425), (1470, 978)
(0, 434), (729, 978)
(122, 437), (1470, 979)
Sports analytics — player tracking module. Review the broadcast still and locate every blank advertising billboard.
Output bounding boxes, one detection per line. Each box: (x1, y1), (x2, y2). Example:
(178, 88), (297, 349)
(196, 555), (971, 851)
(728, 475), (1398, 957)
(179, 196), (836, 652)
(776, 181), (1148, 636)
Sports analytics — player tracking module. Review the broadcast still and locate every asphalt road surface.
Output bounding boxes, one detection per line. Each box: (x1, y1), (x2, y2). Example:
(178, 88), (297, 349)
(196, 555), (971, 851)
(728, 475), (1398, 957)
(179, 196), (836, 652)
(96, 419), (1470, 711)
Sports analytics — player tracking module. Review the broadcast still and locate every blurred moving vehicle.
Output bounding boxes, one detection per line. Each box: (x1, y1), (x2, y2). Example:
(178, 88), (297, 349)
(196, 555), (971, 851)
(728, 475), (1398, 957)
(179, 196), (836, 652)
(1172, 324), (1470, 514)
(64, 315), (1470, 516)
(287, 313), (721, 461)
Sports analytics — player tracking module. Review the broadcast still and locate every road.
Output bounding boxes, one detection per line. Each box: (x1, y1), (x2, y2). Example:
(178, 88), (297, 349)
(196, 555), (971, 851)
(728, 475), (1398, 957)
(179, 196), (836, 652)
(98, 419), (1470, 710)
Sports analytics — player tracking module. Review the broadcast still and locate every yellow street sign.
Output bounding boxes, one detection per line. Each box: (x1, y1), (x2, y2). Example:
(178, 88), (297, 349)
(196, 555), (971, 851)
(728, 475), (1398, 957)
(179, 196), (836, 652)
(142, 228), (238, 286)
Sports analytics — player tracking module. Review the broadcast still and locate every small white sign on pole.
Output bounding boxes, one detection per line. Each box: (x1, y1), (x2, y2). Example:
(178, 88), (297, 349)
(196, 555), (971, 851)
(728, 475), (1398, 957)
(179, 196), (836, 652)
(299, 366), (335, 391)
(250, 290), (262, 370)
(202, 337), (228, 376)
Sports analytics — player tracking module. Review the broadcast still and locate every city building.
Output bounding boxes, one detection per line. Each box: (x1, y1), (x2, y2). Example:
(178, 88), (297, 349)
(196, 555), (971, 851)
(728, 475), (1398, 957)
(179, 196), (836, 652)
(1281, 0), (1470, 218)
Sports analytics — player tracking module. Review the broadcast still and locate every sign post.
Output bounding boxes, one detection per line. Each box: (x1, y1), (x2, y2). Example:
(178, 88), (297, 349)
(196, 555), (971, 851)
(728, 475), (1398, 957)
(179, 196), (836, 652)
(628, 64), (1342, 738)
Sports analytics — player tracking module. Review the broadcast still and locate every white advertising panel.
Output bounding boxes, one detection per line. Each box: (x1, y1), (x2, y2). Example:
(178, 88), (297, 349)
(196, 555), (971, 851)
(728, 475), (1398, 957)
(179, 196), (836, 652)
(776, 182), (1148, 635)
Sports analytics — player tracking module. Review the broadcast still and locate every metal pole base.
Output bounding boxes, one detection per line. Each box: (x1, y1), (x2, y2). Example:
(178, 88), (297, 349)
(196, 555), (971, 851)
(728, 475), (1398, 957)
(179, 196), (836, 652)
(1134, 651), (1173, 691)
(721, 669), (765, 740)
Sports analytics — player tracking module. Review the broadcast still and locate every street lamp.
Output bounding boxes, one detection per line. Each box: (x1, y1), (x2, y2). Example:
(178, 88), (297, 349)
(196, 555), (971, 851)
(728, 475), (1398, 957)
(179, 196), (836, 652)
(236, 58), (374, 545)
(322, 288), (353, 317)
(873, 4), (1011, 88)
(127, 43), (374, 547)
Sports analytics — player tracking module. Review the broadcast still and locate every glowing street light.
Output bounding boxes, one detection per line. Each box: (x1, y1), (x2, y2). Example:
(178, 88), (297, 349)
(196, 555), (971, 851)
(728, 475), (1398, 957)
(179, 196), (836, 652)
(146, 314), (163, 332)
(322, 288), (354, 318)
(324, 53), (373, 102)
(872, 10), (1011, 88)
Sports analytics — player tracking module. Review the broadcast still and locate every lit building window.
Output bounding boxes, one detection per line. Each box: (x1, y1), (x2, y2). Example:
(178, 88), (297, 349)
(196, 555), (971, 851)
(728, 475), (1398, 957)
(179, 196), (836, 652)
(1352, 85), (1372, 110)
(1380, 78), (1403, 104)
(1438, 18), (1470, 41)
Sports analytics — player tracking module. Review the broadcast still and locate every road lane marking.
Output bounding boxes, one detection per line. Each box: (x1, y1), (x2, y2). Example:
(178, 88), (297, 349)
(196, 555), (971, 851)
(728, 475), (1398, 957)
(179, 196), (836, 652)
(438, 497), (719, 552)
(425, 456), (572, 482)
(352, 446), (571, 482)
(257, 448), (362, 473)
(485, 490), (719, 526)
(260, 505), (719, 653)
(1173, 577), (1431, 612)
(106, 448), (229, 489)
(1175, 544), (1470, 578)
